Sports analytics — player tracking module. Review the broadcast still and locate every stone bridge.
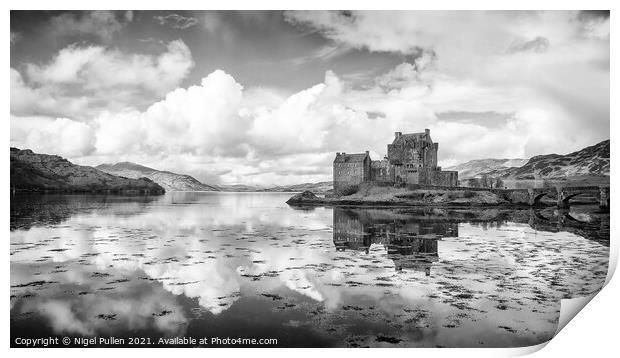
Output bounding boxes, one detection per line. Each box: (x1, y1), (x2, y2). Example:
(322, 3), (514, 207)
(409, 183), (609, 209)
(521, 186), (609, 209)
(484, 185), (609, 209)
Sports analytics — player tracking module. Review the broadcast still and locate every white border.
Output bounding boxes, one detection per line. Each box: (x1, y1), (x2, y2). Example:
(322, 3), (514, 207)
(3, 1), (617, 357)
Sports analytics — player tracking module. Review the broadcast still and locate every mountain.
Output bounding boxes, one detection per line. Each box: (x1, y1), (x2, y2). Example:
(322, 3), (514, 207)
(96, 162), (219, 192)
(261, 181), (333, 193)
(10, 148), (165, 194)
(216, 181), (333, 193)
(217, 184), (262, 192)
(447, 140), (609, 180)
(495, 140), (610, 179)
(445, 158), (529, 179)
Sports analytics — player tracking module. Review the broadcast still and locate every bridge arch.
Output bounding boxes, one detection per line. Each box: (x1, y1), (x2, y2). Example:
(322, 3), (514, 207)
(533, 193), (548, 205)
(559, 192), (585, 208)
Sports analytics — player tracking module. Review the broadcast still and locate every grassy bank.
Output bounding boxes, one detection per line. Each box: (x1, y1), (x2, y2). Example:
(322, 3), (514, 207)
(286, 182), (509, 207)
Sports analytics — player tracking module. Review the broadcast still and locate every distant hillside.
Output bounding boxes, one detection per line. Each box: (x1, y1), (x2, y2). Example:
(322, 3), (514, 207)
(445, 159), (528, 179)
(217, 184), (262, 192)
(216, 181), (333, 193)
(11, 148), (165, 194)
(496, 140), (610, 179)
(261, 181), (333, 193)
(447, 140), (609, 180)
(96, 162), (219, 192)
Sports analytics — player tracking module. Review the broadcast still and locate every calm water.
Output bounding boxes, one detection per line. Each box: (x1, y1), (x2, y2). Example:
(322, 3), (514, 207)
(10, 192), (609, 348)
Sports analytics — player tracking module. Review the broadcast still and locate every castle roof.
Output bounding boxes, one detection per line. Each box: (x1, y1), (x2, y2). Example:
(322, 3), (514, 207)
(333, 152), (369, 163)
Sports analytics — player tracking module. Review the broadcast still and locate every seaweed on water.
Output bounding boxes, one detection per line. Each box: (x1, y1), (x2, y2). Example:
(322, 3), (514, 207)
(11, 280), (57, 288)
(375, 335), (402, 344)
(259, 293), (283, 301)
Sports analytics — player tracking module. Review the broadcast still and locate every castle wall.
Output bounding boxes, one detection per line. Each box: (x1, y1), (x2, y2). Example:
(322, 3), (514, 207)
(333, 160), (369, 192)
(417, 168), (458, 186)
(370, 160), (394, 182)
(431, 170), (458, 186)
(387, 144), (404, 165)
(340, 162), (457, 188)
(405, 169), (419, 184)
(389, 142), (437, 169)
(393, 165), (415, 184)
(461, 176), (505, 189)
(430, 143), (439, 168)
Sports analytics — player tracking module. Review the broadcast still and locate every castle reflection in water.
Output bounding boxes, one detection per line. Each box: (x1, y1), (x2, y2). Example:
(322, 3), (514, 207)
(333, 208), (459, 275)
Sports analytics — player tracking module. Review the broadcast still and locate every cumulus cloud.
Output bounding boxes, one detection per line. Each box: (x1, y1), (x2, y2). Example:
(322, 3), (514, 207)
(11, 40), (194, 119)
(26, 40), (193, 94)
(94, 70), (247, 157)
(89, 70), (388, 178)
(285, 11), (609, 157)
(11, 115), (96, 157)
(375, 52), (435, 89)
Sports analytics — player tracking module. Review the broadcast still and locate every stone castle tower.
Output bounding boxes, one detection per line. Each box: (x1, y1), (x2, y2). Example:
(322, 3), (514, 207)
(333, 129), (458, 192)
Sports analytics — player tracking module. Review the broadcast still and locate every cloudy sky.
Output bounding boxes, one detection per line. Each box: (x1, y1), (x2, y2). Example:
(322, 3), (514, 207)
(10, 10), (610, 186)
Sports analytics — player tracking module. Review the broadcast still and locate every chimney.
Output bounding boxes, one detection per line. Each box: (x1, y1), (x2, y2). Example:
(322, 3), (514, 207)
(425, 128), (430, 135)
(395, 132), (402, 140)
(365, 151), (369, 155)
(336, 152), (340, 156)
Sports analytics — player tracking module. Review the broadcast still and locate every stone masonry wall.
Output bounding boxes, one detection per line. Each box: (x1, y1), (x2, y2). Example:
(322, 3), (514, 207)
(370, 160), (394, 182)
(417, 168), (458, 186)
(334, 162), (367, 192)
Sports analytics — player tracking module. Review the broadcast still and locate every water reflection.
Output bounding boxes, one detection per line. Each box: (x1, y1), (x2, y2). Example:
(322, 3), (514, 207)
(10, 193), (609, 347)
(333, 208), (458, 275)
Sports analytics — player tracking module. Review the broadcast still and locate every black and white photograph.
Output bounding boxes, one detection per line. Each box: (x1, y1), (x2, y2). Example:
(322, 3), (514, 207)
(7, 5), (614, 351)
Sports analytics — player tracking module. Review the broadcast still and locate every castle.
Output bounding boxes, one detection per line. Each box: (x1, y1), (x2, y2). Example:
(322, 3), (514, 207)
(333, 129), (458, 192)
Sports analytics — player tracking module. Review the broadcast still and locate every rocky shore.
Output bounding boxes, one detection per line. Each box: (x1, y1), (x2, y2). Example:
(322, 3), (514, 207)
(286, 183), (516, 207)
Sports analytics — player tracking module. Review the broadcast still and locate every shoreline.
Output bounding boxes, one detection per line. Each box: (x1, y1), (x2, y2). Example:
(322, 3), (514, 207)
(284, 184), (605, 210)
(11, 188), (166, 195)
(286, 197), (547, 209)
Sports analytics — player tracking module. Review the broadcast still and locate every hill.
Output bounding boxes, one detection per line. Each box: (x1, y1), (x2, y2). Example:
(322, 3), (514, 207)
(261, 181), (333, 193)
(445, 159), (528, 179)
(10, 148), (165, 194)
(96, 162), (219, 192)
(495, 140), (609, 179)
(446, 140), (609, 180)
